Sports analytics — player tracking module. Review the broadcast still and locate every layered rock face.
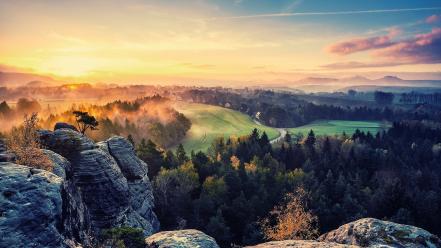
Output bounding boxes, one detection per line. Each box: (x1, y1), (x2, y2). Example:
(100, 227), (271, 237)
(1, 126), (159, 247)
(145, 229), (220, 248)
(0, 163), (66, 248)
(319, 218), (441, 248)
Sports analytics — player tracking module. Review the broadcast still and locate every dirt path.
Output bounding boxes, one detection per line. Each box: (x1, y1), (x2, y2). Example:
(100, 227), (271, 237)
(253, 119), (286, 144)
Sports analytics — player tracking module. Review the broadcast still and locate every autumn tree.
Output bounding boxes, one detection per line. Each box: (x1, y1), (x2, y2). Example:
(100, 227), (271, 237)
(73, 111), (99, 134)
(7, 113), (53, 171)
(260, 187), (318, 241)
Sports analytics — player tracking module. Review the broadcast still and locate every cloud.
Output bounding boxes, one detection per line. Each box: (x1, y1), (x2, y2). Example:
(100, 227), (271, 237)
(283, 0), (303, 13)
(426, 14), (440, 24)
(373, 27), (441, 64)
(326, 28), (400, 55)
(209, 7), (441, 20)
(323, 28), (441, 69)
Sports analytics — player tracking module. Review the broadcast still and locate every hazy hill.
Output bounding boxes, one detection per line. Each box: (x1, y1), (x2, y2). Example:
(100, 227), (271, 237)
(0, 71), (59, 87)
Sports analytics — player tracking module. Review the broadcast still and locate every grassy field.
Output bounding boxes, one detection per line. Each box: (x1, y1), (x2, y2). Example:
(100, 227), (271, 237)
(173, 102), (279, 152)
(287, 120), (390, 137)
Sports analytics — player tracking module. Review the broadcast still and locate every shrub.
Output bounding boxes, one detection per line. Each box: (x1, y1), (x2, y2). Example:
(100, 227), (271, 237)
(100, 227), (145, 248)
(7, 113), (53, 171)
(260, 187), (319, 241)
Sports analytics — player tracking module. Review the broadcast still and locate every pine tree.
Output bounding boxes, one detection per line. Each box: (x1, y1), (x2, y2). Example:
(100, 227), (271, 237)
(176, 143), (189, 165)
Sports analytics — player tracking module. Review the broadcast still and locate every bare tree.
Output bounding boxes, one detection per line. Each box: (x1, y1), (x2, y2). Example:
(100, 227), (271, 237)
(260, 187), (319, 241)
(7, 113), (53, 171)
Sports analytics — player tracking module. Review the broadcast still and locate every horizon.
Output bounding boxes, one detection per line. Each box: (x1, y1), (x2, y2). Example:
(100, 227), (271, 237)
(1, 0), (441, 86)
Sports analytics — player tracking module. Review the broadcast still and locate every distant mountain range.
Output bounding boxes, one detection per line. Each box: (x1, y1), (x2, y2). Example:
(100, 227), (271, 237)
(288, 75), (441, 93)
(295, 75), (407, 84)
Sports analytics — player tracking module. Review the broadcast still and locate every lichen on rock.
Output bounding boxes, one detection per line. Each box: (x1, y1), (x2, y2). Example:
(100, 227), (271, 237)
(145, 229), (220, 248)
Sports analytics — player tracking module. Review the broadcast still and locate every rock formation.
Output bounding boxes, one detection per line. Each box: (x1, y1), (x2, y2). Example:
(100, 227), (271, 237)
(247, 218), (441, 248)
(0, 125), (159, 247)
(54, 122), (78, 132)
(319, 218), (441, 248)
(0, 163), (66, 248)
(246, 240), (357, 248)
(145, 229), (220, 248)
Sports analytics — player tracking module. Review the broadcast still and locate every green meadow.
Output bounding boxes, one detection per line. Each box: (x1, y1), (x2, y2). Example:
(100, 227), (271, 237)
(173, 102), (279, 152)
(287, 120), (390, 137)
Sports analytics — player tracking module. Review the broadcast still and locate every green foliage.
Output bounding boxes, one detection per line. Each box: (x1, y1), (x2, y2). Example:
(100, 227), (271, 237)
(206, 209), (232, 247)
(173, 102), (278, 152)
(287, 120), (389, 137)
(100, 227), (145, 248)
(153, 121), (441, 247)
(176, 143), (189, 165)
(153, 161), (199, 229)
(137, 139), (164, 178)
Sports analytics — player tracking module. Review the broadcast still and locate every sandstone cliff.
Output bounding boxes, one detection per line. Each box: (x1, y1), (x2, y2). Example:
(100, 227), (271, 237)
(0, 126), (159, 247)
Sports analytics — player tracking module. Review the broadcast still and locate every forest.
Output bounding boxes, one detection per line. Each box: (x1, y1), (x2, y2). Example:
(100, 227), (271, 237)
(0, 96), (191, 148)
(135, 120), (441, 246)
(180, 89), (441, 127)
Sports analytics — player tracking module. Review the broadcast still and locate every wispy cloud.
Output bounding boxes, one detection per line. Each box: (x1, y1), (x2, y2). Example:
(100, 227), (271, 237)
(326, 28), (401, 55)
(426, 14), (440, 24)
(323, 27), (441, 69)
(209, 7), (441, 20)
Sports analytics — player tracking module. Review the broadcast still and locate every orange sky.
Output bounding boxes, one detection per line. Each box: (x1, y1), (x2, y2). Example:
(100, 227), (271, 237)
(1, 0), (440, 85)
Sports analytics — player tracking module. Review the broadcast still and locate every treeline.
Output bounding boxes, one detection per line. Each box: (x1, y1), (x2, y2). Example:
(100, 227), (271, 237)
(137, 121), (441, 247)
(0, 96), (191, 148)
(180, 89), (440, 127)
(41, 96), (191, 147)
(400, 92), (441, 105)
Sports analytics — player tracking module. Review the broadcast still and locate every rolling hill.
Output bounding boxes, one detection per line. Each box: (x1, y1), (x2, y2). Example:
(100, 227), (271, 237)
(173, 102), (279, 152)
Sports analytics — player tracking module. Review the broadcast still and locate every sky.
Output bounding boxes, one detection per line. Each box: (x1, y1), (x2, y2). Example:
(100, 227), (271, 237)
(1, 0), (441, 85)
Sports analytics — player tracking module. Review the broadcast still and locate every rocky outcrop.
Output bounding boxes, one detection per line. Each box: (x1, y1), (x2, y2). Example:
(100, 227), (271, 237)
(247, 218), (441, 248)
(145, 229), (220, 248)
(0, 162), (67, 248)
(319, 218), (441, 248)
(38, 128), (96, 157)
(104, 136), (159, 233)
(54, 122), (78, 132)
(39, 128), (159, 237)
(246, 240), (358, 248)
(1, 127), (160, 247)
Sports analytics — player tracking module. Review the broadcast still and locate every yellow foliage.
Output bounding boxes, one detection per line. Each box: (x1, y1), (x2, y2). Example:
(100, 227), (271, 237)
(7, 113), (53, 171)
(260, 187), (318, 241)
(230, 155), (240, 170)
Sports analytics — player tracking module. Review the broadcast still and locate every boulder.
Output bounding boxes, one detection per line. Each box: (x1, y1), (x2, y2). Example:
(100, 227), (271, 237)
(54, 122), (78, 132)
(319, 218), (441, 248)
(145, 229), (220, 248)
(0, 162), (67, 248)
(245, 240), (359, 248)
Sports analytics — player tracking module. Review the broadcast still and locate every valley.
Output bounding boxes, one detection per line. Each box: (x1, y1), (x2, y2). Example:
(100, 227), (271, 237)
(173, 102), (279, 151)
